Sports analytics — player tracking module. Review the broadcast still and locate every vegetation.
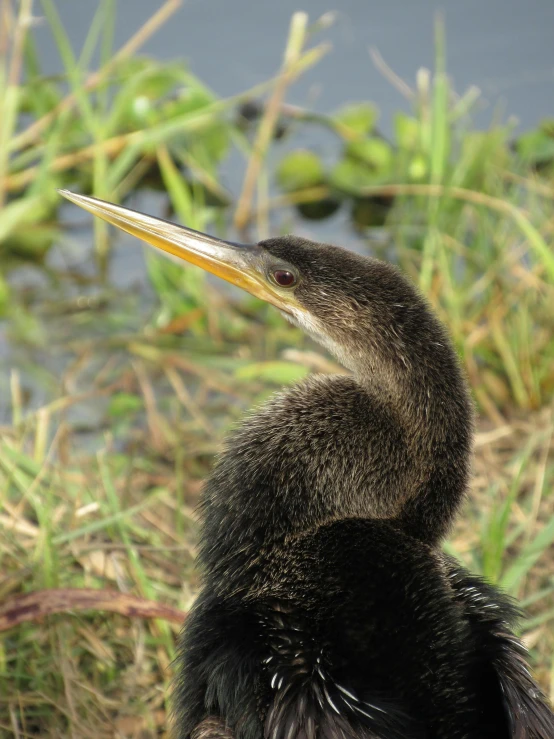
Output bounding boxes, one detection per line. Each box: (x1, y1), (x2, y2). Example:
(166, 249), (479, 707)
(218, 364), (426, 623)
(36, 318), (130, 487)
(0, 1), (553, 736)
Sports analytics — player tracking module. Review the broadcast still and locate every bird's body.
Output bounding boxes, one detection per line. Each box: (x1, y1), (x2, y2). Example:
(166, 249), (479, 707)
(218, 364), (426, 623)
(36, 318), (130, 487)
(58, 192), (554, 739)
(180, 525), (515, 739)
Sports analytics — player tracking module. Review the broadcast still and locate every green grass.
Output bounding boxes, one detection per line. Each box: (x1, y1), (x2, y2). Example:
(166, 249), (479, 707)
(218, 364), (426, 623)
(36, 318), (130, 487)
(1, 2), (554, 736)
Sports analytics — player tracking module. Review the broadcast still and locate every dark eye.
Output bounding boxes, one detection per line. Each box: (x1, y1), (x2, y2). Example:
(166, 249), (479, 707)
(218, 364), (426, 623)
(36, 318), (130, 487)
(272, 269), (296, 287)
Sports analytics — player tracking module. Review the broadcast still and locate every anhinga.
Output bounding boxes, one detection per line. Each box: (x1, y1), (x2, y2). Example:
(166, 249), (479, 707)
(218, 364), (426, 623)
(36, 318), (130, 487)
(59, 189), (554, 739)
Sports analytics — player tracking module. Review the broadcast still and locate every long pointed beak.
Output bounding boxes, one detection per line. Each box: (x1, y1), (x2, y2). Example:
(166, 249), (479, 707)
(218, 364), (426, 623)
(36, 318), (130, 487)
(58, 190), (297, 312)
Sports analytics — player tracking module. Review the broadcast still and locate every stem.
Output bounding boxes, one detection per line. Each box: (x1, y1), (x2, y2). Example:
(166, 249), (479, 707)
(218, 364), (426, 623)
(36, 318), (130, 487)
(0, 0), (32, 207)
(233, 13), (329, 231)
(8, 0), (183, 154)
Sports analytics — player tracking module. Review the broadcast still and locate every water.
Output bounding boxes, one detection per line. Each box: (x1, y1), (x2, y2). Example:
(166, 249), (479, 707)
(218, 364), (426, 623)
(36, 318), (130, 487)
(33, 0), (553, 260)
(30, 0), (554, 250)
(37, 0), (554, 132)
(2, 0), (553, 423)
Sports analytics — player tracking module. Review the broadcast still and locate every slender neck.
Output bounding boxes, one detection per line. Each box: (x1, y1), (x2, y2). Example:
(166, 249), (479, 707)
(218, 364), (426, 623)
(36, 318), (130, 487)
(347, 291), (474, 539)
(199, 299), (473, 591)
(372, 347), (474, 543)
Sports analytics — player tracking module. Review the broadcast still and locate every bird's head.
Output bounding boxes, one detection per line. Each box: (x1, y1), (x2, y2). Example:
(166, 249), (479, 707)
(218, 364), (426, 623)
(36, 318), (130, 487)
(58, 191), (444, 382)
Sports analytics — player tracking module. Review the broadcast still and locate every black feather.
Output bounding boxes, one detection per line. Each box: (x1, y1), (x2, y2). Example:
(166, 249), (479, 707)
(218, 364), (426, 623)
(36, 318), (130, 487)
(446, 562), (554, 738)
(171, 236), (553, 738)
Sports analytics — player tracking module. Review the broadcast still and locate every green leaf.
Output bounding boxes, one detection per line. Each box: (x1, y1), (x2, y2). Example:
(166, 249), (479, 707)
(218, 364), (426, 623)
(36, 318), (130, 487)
(0, 274), (10, 316)
(333, 102), (378, 136)
(346, 138), (393, 172)
(329, 158), (379, 195)
(276, 149), (325, 192)
(235, 361), (309, 384)
(516, 126), (554, 166)
(394, 113), (420, 150)
(408, 154), (428, 181)
(108, 393), (143, 418)
(0, 195), (43, 243)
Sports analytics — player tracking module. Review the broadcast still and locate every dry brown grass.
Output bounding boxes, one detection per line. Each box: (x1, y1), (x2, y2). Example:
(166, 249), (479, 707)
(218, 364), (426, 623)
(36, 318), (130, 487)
(1, 325), (553, 736)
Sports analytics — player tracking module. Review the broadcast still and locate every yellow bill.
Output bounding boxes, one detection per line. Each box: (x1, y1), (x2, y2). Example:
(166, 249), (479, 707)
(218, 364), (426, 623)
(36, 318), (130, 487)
(57, 190), (300, 313)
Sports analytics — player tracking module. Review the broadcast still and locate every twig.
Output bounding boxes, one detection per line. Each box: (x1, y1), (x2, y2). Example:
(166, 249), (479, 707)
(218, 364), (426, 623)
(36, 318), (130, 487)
(9, 0), (183, 154)
(526, 418), (553, 542)
(10, 369), (22, 427)
(132, 359), (171, 451)
(369, 46), (414, 100)
(7, 129), (141, 192)
(496, 167), (554, 198)
(0, 588), (186, 631)
(0, 0), (32, 207)
(0, 1), (15, 64)
(5, 68), (323, 194)
(165, 366), (215, 435)
(7, 0), (31, 87)
(234, 13), (330, 231)
(365, 184), (554, 280)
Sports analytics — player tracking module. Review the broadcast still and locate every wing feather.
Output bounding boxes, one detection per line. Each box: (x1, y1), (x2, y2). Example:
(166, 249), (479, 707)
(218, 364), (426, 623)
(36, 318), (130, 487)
(446, 559), (554, 738)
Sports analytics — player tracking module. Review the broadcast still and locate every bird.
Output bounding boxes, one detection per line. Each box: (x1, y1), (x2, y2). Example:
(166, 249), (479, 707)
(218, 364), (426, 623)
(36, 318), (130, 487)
(59, 189), (554, 739)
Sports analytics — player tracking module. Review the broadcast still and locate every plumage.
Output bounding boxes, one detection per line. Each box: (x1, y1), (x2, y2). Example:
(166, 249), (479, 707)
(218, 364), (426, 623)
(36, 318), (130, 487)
(172, 236), (553, 739)
(57, 192), (554, 739)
